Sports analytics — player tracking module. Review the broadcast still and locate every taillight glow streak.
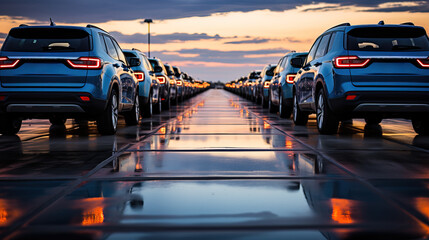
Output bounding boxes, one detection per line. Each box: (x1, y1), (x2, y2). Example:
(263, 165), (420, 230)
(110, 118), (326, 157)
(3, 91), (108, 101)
(0, 57), (20, 69)
(264, 81), (270, 88)
(157, 76), (166, 84)
(67, 57), (101, 69)
(417, 58), (429, 68)
(134, 72), (145, 82)
(334, 56), (370, 68)
(286, 74), (296, 84)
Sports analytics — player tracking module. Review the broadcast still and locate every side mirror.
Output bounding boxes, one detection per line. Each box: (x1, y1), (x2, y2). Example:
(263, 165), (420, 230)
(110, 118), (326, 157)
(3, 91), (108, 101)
(128, 57), (141, 67)
(154, 66), (163, 73)
(291, 57), (304, 68)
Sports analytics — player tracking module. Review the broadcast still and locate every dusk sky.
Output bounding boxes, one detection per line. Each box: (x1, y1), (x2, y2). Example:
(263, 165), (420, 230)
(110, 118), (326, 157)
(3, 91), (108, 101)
(1, 0), (429, 82)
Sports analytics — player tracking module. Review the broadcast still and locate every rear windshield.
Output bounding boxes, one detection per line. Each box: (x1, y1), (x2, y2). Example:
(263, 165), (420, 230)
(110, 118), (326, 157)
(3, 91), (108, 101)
(347, 27), (429, 51)
(2, 28), (90, 52)
(164, 64), (175, 76)
(249, 72), (260, 79)
(265, 66), (276, 77)
(124, 52), (137, 63)
(173, 67), (181, 77)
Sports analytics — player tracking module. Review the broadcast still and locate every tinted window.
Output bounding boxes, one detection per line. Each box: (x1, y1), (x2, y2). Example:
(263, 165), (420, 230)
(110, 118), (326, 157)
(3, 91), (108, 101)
(306, 37), (321, 64)
(141, 54), (153, 71)
(281, 57), (289, 69)
(111, 38), (127, 64)
(173, 66), (181, 77)
(327, 32), (337, 52)
(2, 28), (90, 52)
(164, 64), (175, 76)
(276, 57), (285, 73)
(315, 33), (331, 59)
(265, 66), (276, 76)
(103, 35), (119, 60)
(249, 71), (260, 79)
(347, 27), (429, 51)
(124, 52), (138, 65)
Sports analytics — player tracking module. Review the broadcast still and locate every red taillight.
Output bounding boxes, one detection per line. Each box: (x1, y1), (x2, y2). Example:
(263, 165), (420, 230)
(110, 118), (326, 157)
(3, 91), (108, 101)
(157, 76), (166, 84)
(417, 58), (429, 68)
(346, 95), (357, 100)
(0, 57), (20, 69)
(286, 74), (296, 84)
(264, 81), (270, 88)
(67, 57), (101, 69)
(80, 96), (90, 101)
(333, 56), (370, 68)
(134, 71), (145, 82)
(0, 96), (6, 101)
(177, 80), (183, 86)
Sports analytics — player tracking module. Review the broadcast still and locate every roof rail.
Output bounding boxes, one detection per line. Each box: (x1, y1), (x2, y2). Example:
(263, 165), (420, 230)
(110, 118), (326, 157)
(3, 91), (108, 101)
(400, 22), (414, 26)
(86, 24), (108, 33)
(327, 23), (351, 30)
(19, 24), (28, 27)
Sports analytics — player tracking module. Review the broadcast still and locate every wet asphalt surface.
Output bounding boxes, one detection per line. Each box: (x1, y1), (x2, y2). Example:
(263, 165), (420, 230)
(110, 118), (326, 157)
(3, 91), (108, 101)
(0, 89), (428, 240)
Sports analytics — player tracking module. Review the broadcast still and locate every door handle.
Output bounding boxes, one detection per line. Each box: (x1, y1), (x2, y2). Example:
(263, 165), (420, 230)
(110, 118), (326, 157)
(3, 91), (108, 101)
(314, 62), (322, 67)
(113, 63), (120, 68)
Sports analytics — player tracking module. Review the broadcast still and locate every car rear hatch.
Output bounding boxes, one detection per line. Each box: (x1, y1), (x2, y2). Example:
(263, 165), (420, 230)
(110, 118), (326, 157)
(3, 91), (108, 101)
(0, 27), (90, 88)
(347, 26), (429, 87)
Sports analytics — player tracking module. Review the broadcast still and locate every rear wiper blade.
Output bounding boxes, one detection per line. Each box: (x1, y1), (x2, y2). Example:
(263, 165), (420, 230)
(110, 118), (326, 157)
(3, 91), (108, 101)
(392, 45), (421, 50)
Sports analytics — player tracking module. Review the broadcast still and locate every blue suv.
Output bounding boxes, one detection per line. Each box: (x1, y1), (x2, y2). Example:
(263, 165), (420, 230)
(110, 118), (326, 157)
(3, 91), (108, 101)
(269, 51), (308, 117)
(293, 22), (429, 134)
(123, 49), (160, 117)
(0, 24), (139, 135)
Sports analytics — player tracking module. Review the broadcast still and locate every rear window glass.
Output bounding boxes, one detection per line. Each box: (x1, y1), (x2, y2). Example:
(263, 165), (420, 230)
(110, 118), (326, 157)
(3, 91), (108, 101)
(249, 71), (260, 79)
(265, 66), (276, 77)
(347, 27), (429, 51)
(2, 28), (90, 52)
(164, 64), (175, 76)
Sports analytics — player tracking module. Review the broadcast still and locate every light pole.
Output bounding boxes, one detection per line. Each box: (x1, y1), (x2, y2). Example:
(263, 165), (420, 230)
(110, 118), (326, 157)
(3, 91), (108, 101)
(143, 19), (153, 58)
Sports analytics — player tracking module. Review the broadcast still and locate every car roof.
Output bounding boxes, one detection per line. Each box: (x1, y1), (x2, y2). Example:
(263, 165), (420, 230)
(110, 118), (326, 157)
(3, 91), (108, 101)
(326, 22), (425, 34)
(11, 25), (97, 34)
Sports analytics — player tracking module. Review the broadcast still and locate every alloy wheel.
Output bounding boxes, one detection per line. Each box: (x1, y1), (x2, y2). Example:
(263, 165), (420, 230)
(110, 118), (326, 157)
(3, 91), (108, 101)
(316, 94), (324, 130)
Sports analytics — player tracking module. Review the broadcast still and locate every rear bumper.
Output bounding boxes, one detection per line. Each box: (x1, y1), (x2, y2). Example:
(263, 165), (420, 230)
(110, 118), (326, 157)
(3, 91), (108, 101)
(328, 91), (429, 118)
(0, 92), (106, 117)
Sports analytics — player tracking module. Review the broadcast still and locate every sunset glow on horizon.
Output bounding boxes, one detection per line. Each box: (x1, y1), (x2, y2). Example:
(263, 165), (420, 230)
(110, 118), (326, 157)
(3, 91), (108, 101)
(1, 1), (429, 81)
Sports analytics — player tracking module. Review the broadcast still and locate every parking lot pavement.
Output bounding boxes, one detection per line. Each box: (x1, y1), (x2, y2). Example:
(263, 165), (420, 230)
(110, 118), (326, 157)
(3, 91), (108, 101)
(0, 89), (428, 240)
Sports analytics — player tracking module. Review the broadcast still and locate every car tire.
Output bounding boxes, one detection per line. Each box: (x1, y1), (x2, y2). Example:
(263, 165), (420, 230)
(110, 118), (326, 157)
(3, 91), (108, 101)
(262, 94), (268, 108)
(142, 93), (153, 118)
(0, 115), (22, 135)
(163, 93), (171, 110)
(293, 93), (308, 125)
(49, 116), (66, 125)
(268, 93), (277, 113)
(279, 91), (292, 119)
(365, 116), (382, 125)
(412, 116), (429, 135)
(316, 89), (339, 134)
(97, 89), (118, 135)
(154, 93), (162, 114)
(124, 94), (140, 126)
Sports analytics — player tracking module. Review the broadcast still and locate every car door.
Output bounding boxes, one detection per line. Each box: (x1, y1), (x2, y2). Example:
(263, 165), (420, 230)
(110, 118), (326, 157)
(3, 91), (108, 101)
(308, 33), (332, 108)
(271, 57), (284, 104)
(297, 37), (321, 109)
(108, 36), (136, 108)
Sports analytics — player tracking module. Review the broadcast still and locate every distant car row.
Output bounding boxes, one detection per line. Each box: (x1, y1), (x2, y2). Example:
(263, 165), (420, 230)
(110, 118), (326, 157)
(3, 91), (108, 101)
(0, 24), (210, 135)
(226, 21), (429, 135)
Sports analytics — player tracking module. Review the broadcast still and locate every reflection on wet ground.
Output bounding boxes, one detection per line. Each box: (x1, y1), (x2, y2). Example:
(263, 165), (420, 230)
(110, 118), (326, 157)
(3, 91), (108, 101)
(0, 89), (428, 239)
